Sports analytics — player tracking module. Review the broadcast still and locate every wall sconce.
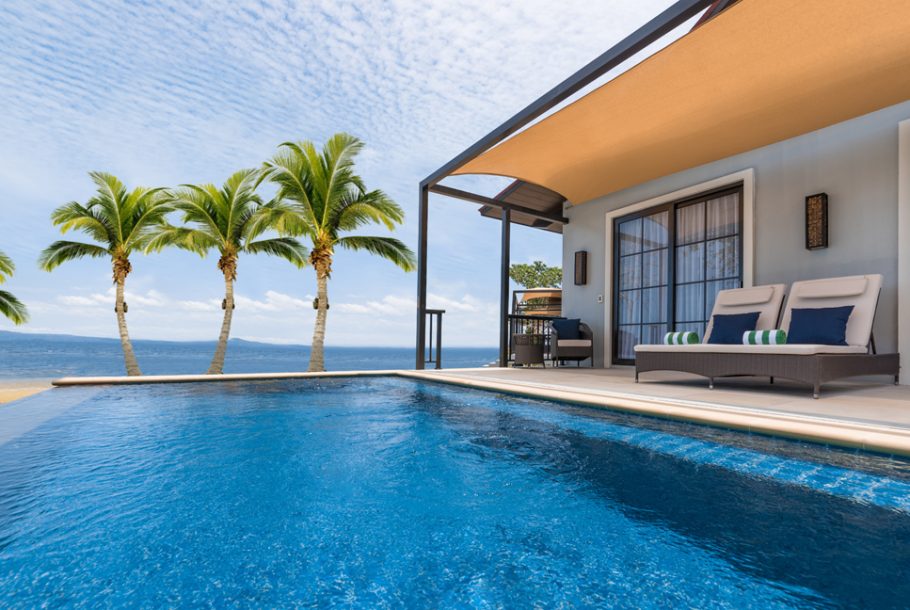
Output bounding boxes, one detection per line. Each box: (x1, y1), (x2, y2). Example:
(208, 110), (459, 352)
(805, 193), (828, 250)
(574, 250), (587, 285)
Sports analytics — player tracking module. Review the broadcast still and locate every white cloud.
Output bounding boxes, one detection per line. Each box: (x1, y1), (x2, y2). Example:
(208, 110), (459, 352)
(176, 299), (219, 313)
(235, 290), (314, 313)
(337, 295), (414, 316)
(54, 287), (314, 316)
(337, 293), (495, 317)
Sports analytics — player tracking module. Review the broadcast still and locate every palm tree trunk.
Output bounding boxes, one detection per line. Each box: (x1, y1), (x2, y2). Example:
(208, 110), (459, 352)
(115, 276), (141, 376)
(208, 272), (234, 374)
(309, 269), (329, 372)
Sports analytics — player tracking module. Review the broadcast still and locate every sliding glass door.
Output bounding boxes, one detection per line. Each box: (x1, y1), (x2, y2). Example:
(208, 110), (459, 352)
(613, 185), (743, 364)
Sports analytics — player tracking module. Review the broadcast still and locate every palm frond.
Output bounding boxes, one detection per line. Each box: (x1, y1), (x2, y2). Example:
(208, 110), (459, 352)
(87, 171), (127, 244)
(161, 170), (266, 259)
(38, 241), (109, 271)
(334, 189), (405, 231)
(144, 225), (217, 256)
(223, 169), (263, 241)
(171, 184), (225, 238)
(335, 236), (416, 272)
(0, 249), (14, 283)
(264, 135), (411, 275)
(47, 172), (170, 259)
(122, 188), (172, 251)
(50, 201), (115, 243)
(244, 237), (309, 268)
(263, 147), (319, 226)
(244, 199), (313, 240)
(317, 134), (364, 225)
(0, 290), (28, 325)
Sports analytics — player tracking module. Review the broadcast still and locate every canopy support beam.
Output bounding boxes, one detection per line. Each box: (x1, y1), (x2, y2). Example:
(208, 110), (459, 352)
(500, 207), (511, 367)
(415, 184), (429, 369)
(429, 184), (568, 224)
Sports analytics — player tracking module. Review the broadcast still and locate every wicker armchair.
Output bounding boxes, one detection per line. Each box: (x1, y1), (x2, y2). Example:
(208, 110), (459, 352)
(550, 321), (594, 367)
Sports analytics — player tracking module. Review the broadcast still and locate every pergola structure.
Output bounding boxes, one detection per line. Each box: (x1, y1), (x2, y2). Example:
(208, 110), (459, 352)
(414, 0), (719, 368)
(415, 0), (910, 368)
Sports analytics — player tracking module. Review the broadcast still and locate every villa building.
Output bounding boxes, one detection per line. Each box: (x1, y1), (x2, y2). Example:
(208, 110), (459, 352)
(415, 0), (910, 384)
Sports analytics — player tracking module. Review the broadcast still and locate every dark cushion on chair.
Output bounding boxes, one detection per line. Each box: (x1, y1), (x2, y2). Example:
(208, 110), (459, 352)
(787, 306), (854, 345)
(552, 318), (581, 340)
(707, 312), (760, 344)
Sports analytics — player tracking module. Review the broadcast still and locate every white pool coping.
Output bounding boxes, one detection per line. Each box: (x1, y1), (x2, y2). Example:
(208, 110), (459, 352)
(52, 370), (398, 385)
(48, 368), (910, 457)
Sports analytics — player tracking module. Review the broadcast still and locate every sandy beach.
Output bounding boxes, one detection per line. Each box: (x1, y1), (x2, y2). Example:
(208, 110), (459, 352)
(0, 379), (52, 404)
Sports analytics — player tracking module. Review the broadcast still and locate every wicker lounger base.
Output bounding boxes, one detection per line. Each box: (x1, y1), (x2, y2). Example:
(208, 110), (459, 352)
(635, 351), (900, 398)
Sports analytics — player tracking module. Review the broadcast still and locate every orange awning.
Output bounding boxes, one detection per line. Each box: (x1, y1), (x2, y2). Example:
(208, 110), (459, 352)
(452, 0), (910, 204)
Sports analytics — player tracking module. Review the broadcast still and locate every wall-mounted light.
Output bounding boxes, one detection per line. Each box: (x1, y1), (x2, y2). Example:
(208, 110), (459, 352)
(574, 250), (588, 285)
(805, 193), (828, 250)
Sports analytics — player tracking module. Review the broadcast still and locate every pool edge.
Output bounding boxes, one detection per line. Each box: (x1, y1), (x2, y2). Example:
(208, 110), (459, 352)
(399, 371), (910, 458)
(52, 370), (398, 385)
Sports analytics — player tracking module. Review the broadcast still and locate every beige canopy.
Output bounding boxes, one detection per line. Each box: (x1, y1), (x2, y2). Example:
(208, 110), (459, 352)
(452, 0), (910, 204)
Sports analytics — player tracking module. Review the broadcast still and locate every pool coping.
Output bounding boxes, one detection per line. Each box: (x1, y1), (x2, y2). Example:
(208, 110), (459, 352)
(52, 370), (397, 385)
(51, 369), (910, 457)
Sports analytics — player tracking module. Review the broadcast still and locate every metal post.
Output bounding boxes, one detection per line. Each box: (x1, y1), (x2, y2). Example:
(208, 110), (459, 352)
(499, 207), (511, 367)
(416, 184), (429, 369)
(435, 312), (443, 370)
(427, 311), (434, 364)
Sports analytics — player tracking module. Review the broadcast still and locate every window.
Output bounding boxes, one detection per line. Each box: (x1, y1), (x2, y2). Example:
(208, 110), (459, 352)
(613, 185), (743, 364)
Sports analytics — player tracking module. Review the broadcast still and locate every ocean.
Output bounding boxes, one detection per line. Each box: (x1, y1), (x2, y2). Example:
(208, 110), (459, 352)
(0, 331), (497, 380)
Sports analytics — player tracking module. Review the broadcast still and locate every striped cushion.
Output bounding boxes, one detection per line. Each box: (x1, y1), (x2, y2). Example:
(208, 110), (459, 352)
(663, 331), (699, 345)
(743, 329), (787, 345)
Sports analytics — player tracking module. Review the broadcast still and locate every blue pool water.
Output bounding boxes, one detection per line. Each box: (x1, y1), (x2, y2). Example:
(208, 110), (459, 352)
(1, 378), (909, 607)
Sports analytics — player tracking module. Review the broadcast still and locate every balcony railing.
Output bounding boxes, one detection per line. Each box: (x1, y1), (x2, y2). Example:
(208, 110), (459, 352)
(506, 314), (564, 364)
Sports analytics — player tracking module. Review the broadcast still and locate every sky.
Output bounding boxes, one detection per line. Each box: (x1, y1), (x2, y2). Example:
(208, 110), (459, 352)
(0, 0), (678, 347)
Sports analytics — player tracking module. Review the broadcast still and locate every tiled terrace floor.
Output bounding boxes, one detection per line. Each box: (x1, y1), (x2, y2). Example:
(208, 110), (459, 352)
(412, 366), (910, 428)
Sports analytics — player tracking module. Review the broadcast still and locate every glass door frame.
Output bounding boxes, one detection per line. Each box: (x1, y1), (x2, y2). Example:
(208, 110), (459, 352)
(611, 183), (744, 365)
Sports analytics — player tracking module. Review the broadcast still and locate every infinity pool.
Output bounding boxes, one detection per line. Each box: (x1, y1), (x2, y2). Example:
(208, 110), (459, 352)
(1, 377), (909, 607)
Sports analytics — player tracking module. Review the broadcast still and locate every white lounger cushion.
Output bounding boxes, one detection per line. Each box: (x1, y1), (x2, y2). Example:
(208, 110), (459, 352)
(704, 284), (786, 342)
(715, 285), (776, 307)
(558, 339), (592, 347)
(634, 343), (867, 355)
(779, 274), (882, 348)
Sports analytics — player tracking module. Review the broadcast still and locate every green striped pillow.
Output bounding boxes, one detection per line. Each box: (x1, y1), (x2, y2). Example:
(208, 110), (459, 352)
(743, 329), (787, 345)
(663, 331), (699, 345)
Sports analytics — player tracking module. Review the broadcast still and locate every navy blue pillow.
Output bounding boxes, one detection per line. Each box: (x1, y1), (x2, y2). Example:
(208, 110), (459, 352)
(552, 318), (581, 340)
(707, 312), (760, 344)
(787, 306), (854, 345)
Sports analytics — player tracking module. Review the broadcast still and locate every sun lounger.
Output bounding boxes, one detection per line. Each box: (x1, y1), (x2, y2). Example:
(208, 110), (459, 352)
(634, 275), (899, 397)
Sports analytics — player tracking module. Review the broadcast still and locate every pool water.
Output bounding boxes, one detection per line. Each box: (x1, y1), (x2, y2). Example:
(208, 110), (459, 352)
(1, 378), (909, 607)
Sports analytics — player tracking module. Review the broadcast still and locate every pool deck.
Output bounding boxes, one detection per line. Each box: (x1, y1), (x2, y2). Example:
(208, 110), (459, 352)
(401, 367), (910, 456)
(50, 366), (910, 456)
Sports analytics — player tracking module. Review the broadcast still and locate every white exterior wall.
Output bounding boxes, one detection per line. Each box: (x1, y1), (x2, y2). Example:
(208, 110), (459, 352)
(561, 100), (910, 375)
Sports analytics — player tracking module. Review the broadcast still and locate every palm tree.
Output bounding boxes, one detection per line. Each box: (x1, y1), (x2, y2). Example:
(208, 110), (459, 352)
(0, 249), (28, 325)
(39, 172), (170, 376)
(263, 133), (415, 372)
(148, 169), (308, 374)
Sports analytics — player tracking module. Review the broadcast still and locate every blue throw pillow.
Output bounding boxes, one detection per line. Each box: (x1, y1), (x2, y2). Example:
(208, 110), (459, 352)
(552, 318), (581, 340)
(787, 306), (854, 345)
(707, 312), (760, 344)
